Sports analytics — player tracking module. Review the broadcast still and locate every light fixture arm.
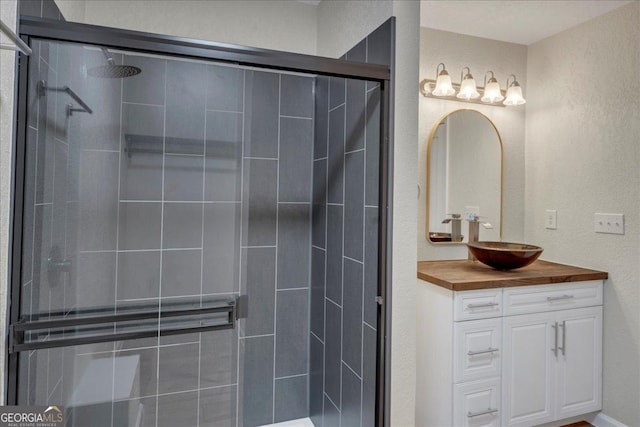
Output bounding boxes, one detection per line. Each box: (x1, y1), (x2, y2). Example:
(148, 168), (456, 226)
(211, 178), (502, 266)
(506, 74), (517, 88)
(484, 71), (496, 87)
(460, 66), (472, 82)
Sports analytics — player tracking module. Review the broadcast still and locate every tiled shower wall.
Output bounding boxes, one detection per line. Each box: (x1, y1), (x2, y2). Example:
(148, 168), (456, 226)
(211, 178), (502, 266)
(18, 30), (314, 427)
(310, 20), (392, 427)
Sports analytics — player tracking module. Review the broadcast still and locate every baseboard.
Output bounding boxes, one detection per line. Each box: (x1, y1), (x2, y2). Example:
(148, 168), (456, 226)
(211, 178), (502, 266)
(591, 413), (628, 427)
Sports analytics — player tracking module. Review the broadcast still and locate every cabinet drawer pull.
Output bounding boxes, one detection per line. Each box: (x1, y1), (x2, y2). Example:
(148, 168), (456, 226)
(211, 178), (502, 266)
(558, 320), (566, 356)
(467, 302), (499, 309)
(467, 347), (499, 356)
(547, 294), (574, 302)
(467, 408), (498, 418)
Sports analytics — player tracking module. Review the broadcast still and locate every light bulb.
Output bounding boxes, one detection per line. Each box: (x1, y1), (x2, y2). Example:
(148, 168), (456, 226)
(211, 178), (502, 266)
(457, 76), (480, 100)
(481, 79), (504, 103)
(503, 75), (526, 105)
(504, 84), (526, 105)
(433, 71), (455, 96)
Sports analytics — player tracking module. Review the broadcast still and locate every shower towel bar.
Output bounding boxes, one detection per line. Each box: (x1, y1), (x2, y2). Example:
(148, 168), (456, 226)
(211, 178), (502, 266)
(0, 19), (32, 56)
(9, 297), (238, 353)
(37, 80), (93, 115)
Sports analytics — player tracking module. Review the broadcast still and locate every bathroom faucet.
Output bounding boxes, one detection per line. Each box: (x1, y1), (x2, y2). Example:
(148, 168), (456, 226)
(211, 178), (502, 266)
(442, 214), (462, 242)
(467, 214), (493, 260)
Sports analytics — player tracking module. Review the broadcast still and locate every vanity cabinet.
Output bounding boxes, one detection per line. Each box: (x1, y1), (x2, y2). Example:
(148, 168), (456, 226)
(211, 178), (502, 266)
(502, 305), (602, 426)
(416, 261), (606, 427)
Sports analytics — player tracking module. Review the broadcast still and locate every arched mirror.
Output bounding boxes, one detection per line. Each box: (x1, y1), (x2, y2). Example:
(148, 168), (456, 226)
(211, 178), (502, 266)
(426, 109), (503, 244)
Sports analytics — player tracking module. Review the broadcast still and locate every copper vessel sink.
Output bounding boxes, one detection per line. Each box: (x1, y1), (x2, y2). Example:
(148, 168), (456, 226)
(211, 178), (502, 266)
(467, 241), (543, 270)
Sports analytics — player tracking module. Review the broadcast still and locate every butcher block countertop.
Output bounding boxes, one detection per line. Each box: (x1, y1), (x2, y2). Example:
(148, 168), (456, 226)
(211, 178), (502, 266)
(417, 259), (608, 291)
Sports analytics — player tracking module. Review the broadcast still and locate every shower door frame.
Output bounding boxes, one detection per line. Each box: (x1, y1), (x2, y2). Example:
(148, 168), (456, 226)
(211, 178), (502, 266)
(8, 16), (394, 427)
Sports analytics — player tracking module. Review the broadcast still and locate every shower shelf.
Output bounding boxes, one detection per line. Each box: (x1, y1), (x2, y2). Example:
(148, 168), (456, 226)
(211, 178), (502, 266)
(37, 80), (92, 116)
(125, 133), (239, 158)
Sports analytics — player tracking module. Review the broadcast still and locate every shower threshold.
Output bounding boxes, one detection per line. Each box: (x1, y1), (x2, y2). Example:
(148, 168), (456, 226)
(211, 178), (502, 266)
(259, 417), (315, 427)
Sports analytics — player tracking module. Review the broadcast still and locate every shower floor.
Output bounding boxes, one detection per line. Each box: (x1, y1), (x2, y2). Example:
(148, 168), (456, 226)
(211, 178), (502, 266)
(259, 417), (315, 427)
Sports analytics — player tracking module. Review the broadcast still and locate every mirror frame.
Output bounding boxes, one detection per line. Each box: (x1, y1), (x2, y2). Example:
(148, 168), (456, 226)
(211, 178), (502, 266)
(425, 109), (504, 244)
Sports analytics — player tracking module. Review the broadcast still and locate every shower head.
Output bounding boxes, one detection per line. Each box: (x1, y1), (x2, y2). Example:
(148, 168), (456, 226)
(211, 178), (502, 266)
(87, 48), (142, 79)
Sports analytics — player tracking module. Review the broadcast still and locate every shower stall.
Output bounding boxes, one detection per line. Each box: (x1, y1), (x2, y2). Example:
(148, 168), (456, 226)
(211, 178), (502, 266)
(7, 14), (392, 427)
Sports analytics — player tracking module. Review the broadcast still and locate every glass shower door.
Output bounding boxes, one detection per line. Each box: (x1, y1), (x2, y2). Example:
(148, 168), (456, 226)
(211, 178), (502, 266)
(13, 38), (249, 427)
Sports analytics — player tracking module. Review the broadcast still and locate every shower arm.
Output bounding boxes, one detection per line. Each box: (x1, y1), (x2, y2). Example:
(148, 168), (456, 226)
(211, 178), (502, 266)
(37, 80), (93, 115)
(100, 47), (116, 65)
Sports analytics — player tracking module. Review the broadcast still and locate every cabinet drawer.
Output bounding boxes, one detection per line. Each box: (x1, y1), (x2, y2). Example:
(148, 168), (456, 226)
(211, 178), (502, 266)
(503, 281), (603, 316)
(454, 289), (502, 321)
(454, 318), (502, 383)
(453, 377), (501, 427)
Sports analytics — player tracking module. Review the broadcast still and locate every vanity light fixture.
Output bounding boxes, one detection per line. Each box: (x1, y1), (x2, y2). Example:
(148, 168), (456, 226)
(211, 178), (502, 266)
(481, 71), (504, 103)
(503, 74), (526, 105)
(419, 66), (526, 108)
(456, 67), (480, 100)
(432, 63), (456, 96)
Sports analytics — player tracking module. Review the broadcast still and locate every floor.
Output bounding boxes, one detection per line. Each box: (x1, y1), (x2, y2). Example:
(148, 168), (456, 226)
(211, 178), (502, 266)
(561, 422), (593, 427)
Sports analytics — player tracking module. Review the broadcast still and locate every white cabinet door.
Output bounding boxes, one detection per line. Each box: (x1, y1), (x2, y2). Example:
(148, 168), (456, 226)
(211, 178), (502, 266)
(555, 306), (603, 419)
(454, 377), (501, 427)
(502, 312), (555, 427)
(454, 318), (502, 383)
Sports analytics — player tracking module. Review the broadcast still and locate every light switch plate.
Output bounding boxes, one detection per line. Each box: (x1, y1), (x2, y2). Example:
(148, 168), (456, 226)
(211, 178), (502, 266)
(594, 213), (625, 235)
(545, 210), (557, 229)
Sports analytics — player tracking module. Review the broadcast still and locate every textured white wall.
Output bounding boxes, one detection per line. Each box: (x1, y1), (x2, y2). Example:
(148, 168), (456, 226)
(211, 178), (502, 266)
(418, 28), (527, 260)
(525, 3), (640, 425)
(388, 2), (419, 424)
(316, 0), (392, 58)
(81, 0), (317, 54)
(0, 0), (18, 404)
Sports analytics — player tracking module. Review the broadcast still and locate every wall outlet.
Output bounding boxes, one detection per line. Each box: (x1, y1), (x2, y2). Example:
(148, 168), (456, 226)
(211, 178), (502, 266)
(464, 206), (480, 221)
(545, 210), (557, 229)
(594, 213), (625, 235)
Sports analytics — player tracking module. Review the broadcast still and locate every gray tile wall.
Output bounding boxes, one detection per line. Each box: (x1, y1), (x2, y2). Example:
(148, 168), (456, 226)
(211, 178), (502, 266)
(20, 35), (314, 426)
(310, 19), (392, 427)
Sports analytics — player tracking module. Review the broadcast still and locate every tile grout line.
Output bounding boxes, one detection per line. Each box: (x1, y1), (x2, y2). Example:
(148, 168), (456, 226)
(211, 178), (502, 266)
(310, 330), (324, 346)
(47, 44), (60, 406)
(361, 39), (368, 426)
(235, 67), (246, 427)
(343, 359), (362, 381)
(363, 321), (377, 332)
(344, 255), (364, 265)
(272, 73), (283, 424)
(340, 73), (347, 426)
(197, 60), (209, 427)
(322, 75), (330, 426)
(154, 58), (168, 427)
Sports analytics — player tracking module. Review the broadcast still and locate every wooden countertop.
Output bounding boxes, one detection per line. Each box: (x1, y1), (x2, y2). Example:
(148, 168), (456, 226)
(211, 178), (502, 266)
(417, 259), (608, 291)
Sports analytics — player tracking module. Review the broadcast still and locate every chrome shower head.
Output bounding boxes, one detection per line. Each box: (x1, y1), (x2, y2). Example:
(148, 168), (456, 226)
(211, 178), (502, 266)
(87, 48), (142, 79)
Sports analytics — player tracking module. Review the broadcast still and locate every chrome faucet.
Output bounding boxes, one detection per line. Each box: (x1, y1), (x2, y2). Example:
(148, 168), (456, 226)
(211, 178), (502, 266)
(442, 214), (462, 242)
(467, 214), (493, 260)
